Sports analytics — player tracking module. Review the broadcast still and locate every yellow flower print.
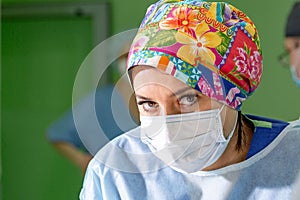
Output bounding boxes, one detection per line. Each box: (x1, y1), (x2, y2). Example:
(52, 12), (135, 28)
(175, 22), (222, 65)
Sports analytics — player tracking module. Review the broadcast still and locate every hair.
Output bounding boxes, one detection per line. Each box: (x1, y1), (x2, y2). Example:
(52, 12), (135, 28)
(285, 2), (300, 37)
(236, 111), (255, 151)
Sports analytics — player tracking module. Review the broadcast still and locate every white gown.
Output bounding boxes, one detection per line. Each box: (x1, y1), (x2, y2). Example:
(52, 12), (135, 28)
(80, 117), (300, 200)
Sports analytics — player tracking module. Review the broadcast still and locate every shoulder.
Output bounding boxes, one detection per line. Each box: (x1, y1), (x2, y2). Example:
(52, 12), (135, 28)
(90, 127), (153, 171)
(281, 119), (300, 142)
(237, 118), (300, 189)
(78, 85), (116, 104)
(246, 114), (298, 139)
(94, 84), (122, 101)
(86, 126), (167, 175)
(262, 118), (300, 158)
(245, 114), (299, 158)
(246, 114), (289, 129)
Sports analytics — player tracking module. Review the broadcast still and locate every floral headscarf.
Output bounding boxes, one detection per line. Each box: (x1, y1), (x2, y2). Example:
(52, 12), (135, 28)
(127, 0), (263, 110)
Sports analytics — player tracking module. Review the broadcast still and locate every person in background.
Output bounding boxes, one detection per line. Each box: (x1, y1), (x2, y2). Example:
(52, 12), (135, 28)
(80, 0), (300, 199)
(46, 54), (139, 173)
(279, 2), (300, 88)
(281, 3), (300, 199)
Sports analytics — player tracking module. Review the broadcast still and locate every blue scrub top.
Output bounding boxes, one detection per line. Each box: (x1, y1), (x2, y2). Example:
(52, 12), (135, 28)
(47, 85), (138, 153)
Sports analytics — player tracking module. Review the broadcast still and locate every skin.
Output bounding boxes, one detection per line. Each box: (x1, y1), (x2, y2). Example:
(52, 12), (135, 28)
(52, 142), (92, 174)
(131, 66), (253, 171)
(285, 37), (300, 78)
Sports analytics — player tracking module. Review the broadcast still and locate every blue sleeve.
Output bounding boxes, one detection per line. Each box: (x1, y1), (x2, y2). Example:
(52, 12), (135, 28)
(46, 88), (104, 152)
(46, 109), (86, 151)
(46, 85), (138, 155)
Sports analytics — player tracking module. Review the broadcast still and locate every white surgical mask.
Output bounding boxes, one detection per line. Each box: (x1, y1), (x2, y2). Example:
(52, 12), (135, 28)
(140, 105), (236, 173)
(290, 65), (300, 88)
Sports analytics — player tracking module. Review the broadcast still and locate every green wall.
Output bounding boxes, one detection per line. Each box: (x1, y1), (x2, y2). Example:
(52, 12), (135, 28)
(2, 16), (93, 200)
(2, 0), (300, 200)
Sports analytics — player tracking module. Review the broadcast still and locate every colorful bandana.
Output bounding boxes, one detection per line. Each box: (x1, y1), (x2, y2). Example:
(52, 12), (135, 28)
(127, 0), (263, 110)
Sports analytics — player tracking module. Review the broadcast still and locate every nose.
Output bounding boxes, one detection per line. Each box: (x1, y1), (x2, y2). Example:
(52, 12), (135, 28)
(159, 102), (181, 116)
(296, 67), (300, 78)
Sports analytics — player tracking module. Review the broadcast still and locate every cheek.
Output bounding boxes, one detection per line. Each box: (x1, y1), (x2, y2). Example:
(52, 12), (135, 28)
(197, 97), (213, 111)
(290, 54), (300, 78)
(290, 48), (300, 66)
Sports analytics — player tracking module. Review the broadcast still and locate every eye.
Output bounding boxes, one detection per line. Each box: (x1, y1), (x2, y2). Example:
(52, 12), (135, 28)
(178, 94), (198, 106)
(137, 101), (159, 113)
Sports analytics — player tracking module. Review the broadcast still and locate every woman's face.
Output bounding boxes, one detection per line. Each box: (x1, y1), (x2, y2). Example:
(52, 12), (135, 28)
(285, 37), (300, 78)
(131, 66), (238, 138)
(132, 66), (220, 116)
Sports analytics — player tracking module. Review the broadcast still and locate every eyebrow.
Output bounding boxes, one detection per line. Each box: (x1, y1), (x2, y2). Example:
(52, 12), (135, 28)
(135, 95), (153, 101)
(171, 87), (195, 97)
(135, 87), (195, 101)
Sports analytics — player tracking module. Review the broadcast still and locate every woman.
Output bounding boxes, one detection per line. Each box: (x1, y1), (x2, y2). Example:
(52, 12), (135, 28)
(80, 1), (300, 199)
(281, 2), (300, 88)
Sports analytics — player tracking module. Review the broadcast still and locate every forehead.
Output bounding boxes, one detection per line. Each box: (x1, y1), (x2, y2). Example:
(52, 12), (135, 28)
(131, 66), (190, 93)
(131, 65), (221, 109)
(285, 37), (300, 47)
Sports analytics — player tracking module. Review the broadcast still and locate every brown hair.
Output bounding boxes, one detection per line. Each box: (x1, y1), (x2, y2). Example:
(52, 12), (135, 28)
(236, 111), (255, 151)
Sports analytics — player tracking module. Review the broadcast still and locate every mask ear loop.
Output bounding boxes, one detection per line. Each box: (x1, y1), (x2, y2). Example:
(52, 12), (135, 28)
(216, 104), (225, 117)
(214, 104), (225, 142)
(215, 104), (237, 141)
(226, 113), (238, 140)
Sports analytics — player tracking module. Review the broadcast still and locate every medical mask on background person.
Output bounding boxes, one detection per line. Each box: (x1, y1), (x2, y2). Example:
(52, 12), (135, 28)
(140, 105), (236, 173)
(290, 66), (300, 88)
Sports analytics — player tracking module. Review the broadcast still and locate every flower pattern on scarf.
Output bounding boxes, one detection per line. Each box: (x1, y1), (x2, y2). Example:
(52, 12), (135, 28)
(234, 47), (262, 89)
(128, 1), (262, 110)
(159, 6), (199, 36)
(175, 22), (222, 65)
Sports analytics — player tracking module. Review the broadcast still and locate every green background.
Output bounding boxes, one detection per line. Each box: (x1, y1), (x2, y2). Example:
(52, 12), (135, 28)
(2, 0), (300, 200)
